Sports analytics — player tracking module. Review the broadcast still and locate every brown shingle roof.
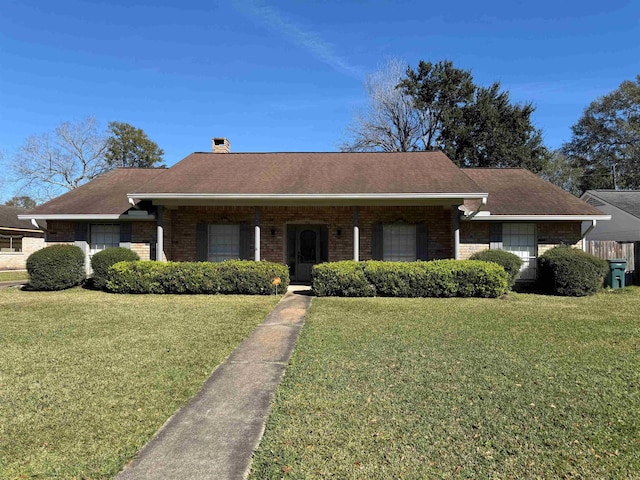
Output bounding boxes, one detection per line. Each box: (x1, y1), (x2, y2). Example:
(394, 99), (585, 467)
(27, 168), (165, 216)
(462, 168), (605, 216)
(0, 205), (44, 230)
(132, 151), (484, 195)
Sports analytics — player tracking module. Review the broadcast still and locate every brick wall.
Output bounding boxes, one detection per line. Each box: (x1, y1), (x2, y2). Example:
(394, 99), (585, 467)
(358, 206), (453, 260)
(41, 217), (585, 266)
(459, 221), (490, 259)
(459, 221), (583, 260)
(131, 221), (156, 260)
(537, 221), (582, 254)
(167, 205), (454, 262)
(0, 235), (45, 270)
(169, 206), (255, 262)
(45, 221), (76, 243)
(45, 220), (156, 260)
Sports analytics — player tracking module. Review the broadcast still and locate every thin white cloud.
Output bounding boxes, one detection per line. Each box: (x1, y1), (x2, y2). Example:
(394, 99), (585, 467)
(231, 0), (363, 79)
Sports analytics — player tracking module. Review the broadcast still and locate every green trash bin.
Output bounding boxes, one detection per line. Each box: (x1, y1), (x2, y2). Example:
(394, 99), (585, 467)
(607, 259), (627, 289)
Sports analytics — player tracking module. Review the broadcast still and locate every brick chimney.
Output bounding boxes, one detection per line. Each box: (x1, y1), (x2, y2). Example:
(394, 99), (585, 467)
(212, 137), (230, 153)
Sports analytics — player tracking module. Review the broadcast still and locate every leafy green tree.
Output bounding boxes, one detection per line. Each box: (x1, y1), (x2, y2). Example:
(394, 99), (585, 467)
(444, 83), (548, 172)
(105, 121), (164, 168)
(562, 76), (640, 192)
(399, 60), (475, 151)
(538, 150), (582, 196)
(5, 196), (37, 209)
(343, 59), (549, 172)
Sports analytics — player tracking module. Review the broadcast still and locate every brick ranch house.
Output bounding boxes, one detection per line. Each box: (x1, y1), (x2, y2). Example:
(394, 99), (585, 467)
(20, 138), (609, 283)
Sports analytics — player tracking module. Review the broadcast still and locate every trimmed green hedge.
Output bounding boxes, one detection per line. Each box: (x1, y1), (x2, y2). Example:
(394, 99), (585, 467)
(90, 247), (140, 290)
(470, 249), (523, 288)
(538, 245), (608, 296)
(312, 260), (508, 298)
(312, 261), (375, 297)
(105, 260), (290, 295)
(26, 244), (86, 291)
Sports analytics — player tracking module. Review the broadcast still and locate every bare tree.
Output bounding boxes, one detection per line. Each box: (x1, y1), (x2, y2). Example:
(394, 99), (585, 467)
(13, 117), (108, 200)
(341, 58), (422, 152)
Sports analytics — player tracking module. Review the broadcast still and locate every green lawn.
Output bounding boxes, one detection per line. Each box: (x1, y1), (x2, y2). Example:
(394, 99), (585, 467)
(0, 288), (279, 479)
(251, 288), (640, 479)
(0, 270), (29, 282)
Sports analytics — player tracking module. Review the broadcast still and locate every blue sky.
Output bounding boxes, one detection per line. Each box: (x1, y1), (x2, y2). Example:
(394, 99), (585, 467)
(1, 0), (639, 199)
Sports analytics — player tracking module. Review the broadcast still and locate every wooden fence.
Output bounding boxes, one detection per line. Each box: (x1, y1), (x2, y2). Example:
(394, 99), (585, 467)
(584, 240), (639, 285)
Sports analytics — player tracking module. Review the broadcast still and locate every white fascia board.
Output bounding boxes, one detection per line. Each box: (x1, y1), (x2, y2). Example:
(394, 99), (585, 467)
(465, 214), (612, 221)
(0, 226), (43, 234)
(17, 214), (156, 221)
(127, 192), (489, 201)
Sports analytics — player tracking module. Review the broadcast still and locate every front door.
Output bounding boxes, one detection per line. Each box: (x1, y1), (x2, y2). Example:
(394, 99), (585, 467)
(296, 227), (320, 282)
(287, 225), (327, 282)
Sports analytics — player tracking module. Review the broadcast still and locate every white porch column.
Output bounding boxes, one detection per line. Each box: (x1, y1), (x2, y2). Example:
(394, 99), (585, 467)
(452, 207), (460, 260)
(156, 205), (165, 262)
(353, 206), (359, 262)
(254, 208), (261, 262)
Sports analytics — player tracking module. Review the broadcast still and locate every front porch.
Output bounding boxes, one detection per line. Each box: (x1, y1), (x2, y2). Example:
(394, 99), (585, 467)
(157, 205), (459, 282)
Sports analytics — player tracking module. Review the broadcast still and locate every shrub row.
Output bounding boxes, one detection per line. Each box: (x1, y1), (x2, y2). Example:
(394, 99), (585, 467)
(469, 249), (522, 288)
(312, 260), (509, 298)
(90, 247), (140, 289)
(105, 260), (290, 295)
(26, 244), (86, 291)
(538, 245), (608, 296)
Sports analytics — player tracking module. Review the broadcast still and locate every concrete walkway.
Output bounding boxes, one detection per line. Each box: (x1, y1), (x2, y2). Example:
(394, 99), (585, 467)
(116, 286), (312, 480)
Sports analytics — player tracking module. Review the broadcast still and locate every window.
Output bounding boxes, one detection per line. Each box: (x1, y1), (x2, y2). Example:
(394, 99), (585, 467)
(90, 224), (120, 255)
(0, 234), (22, 252)
(208, 224), (240, 262)
(502, 223), (536, 280)
(383, 224), (416, 262)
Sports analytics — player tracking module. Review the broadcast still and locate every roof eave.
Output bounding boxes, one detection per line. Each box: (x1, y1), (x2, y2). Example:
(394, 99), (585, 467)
(127, 192), (489, 206)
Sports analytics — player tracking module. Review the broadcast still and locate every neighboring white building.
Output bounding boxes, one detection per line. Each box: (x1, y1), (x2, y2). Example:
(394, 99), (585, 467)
(581, 190), (640, 242)
(580, 190), (640, 283)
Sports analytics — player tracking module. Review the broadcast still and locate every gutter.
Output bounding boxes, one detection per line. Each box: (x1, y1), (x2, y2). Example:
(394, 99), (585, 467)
(17, 213), (156, 221)
(127, 192), (490, 201)
(464, 214), (611, 221)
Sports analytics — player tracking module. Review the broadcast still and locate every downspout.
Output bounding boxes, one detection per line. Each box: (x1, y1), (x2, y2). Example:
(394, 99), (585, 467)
(128, 197), (140, 209)
(581, 219), (596, 252)
(31, 218), (41, 230)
